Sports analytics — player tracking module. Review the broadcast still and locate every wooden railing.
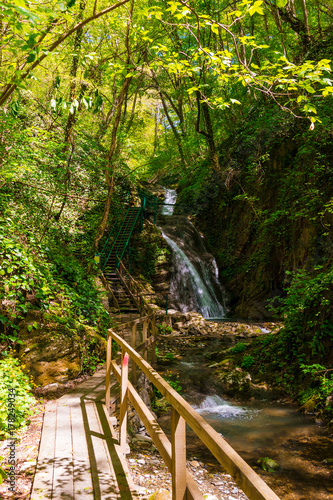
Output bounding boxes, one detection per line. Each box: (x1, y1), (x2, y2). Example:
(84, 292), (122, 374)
(99, 270), (121, 312)
(105, 316), (281, 500)
(116, 258), (154, 316)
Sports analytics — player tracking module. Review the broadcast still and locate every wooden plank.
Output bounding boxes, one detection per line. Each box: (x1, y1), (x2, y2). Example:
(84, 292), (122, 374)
(95, 402), (134, 499)
(119, 351), (129, 454)
(116, 269), (140, 311)
(106, 333), (112, 413)
(150, 316), (156, 365)
(131, 324), (137, 386)
(142, 319), (148, 361)
(85, 401), (120, 499)
(109, 329), (281, 500)
(58, 369), (106, 405)
(31, 401), (57, 500)
(185, 472), (205, 500)
(52, 403), (74, 499)
(113, 313), (156, 331)
(71, 401), (94, 498)
(111, 360), (172, 468)
(135, 335), (155, 353)
(171, 409), (187, 500)
(111, 360), (204, 500)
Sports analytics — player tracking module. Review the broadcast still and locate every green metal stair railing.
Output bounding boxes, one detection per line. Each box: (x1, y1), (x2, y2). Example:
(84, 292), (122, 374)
(99, 208), (127, 267)
(113, 207), (141, 270)
(100, 206), (141, 272)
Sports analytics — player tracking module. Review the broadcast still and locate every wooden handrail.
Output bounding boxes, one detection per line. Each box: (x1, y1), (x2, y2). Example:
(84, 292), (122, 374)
(99, 270), (120, 312)
(116, 258), (154, 316)
(105, 318), (281, 500)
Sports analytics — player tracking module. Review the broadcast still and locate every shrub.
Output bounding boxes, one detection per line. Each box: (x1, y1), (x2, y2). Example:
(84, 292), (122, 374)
(230, 342), (247, 354)
(241, 355), (255, 369)
(0, 355), (36, 438)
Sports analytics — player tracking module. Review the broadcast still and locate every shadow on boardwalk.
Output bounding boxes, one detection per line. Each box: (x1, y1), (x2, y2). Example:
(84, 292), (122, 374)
(31, 368), (136, 500)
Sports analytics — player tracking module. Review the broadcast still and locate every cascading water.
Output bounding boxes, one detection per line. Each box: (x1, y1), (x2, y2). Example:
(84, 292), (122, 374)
(158, 188), (226, 319)
(160, 189), (177, 215)
(194, 395), (249, 418)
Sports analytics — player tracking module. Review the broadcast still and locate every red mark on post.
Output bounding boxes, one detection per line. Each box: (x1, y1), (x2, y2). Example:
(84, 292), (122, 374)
(122, 353), (129, 367)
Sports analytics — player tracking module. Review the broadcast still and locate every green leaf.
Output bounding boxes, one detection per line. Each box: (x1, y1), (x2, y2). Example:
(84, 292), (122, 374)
(27, 325), (33, 332)
(249, 0), (264, 16)
(210, 24), (219, 35)
(276, 0), (288, 7)
(58, 2), (67, 12)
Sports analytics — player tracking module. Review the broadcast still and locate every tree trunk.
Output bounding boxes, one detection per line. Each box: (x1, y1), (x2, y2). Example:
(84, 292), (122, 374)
(55, 0), (86, 221)
(195, 91), (220, 173)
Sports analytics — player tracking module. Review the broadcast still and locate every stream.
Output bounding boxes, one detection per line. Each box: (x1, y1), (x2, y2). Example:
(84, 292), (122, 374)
(155, 188), (333, 500)
(158, 345), (333, 500)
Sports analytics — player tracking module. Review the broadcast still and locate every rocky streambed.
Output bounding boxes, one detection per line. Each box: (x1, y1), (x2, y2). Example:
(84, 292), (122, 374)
(149, 313), (333, 500)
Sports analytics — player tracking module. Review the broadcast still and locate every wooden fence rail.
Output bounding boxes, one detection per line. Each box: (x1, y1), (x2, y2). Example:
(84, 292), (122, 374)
(116, 258), (154, 316)
(105, 316), (281, 500)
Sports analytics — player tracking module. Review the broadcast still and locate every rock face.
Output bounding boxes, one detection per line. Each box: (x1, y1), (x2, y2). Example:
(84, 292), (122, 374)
(19, 319), (106, 386)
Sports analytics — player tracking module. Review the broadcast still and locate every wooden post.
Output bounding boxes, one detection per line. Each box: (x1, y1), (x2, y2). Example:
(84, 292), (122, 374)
(105, 332), (112, 414)
(142, 319), (148, 361)
(119, 351), (129, 454)
(151, 315), (156, 365)
(171, 408), (187, 500)
(132, 324), (137, 386)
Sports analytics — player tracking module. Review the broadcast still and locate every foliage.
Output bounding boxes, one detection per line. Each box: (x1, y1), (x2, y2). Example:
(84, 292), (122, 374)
(230, 342), (247, 354)
(241, 354), (255, 369)
(0, 355), (36, 438)
(0, 457), (7, 484)
(300, 364), (333, 401)
(0, 215), (111, 348)
(158, 323), (173, 335)
(153, 370), (182, 402)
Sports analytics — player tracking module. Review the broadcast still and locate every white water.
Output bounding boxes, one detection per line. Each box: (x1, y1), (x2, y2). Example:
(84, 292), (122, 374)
(159, 188), (225, 319)
(161, 230), (225, 318)
(161, 189), (177, 215)
(194, 395), (249, 418)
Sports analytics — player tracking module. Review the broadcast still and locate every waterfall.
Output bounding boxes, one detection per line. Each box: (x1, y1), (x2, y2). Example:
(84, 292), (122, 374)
(161, 189), (177, 215)
(158, 188), (226, 319)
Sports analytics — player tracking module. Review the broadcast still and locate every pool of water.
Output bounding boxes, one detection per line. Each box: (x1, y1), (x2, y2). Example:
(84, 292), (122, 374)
(160, 355), (333, 500)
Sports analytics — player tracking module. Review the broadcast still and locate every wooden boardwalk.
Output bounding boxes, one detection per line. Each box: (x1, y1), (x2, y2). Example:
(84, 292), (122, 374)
(31, 368), (137, 500)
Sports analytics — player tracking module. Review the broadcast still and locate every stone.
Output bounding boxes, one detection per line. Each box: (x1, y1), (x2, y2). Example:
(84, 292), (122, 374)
(40, 382), (59, 393)
(257, 457), (279, 471)
(190, 460), (200, 467)
(135, 433), (152, 443)
(149, 489), (172, 500)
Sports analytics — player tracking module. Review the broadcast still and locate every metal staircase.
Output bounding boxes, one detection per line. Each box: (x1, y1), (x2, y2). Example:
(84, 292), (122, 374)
(100, 206), (141, 313)
(99, 191), (161, 315)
